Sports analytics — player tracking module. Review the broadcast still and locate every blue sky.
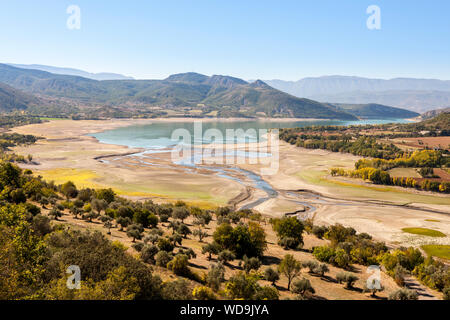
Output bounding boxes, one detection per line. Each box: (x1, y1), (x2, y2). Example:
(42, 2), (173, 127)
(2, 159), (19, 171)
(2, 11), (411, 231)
(1, 0), (449, 80)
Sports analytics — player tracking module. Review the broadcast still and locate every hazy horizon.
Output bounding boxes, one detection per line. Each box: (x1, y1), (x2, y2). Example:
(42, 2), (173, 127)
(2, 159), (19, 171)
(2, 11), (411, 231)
(4, 62), (450, 82)
(1, 1), (449, 81)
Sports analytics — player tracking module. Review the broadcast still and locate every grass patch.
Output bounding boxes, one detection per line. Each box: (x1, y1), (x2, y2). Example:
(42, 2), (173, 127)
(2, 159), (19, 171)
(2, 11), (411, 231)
(421, 245), (450, 260)
(36, 168), (229, 207)
(37, 168), (99, 188)
(39, 117), (68, 121)
(296, 168), (450, 205)
(402, 227), (446, 238)
(388, 168), (421, 178)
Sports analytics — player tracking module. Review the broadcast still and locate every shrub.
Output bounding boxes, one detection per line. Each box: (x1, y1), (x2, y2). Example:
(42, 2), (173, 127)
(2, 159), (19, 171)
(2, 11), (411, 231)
(336, 272), (359, 289)
(443, 287), (450, 300)
(292, 278), (315, 298)
(206, 263), (225, 292)
(243, 256), (261, 274)
(331, 248), (351, 269)
(157, 237), (174, 252)
(314, 263), (329, 277)
(147, 213), (159, 229)
(253, 286), (279, 300)
(116, 217), (131, 231)
(31, 214), (52, 237)
(271, 217), (304, 250)
(303, 260), (319, 273)
(126, 224), (144, 243)
(159, 214), (169, 222)
(172, 207), (190, 222)
(325, 224), (356, 246)
(413, 256), (449, 292)
(140, 245), (159, 264)
(264, 267), (280, 286)
(218, 250), (235, 265)
(95, 188), (115, 204)
(155, 251), (173, 267)
(313, 246), (335, 262)
(192, 286), (216, 300)
(48, 208), (62, 220)
(202, 242), (220, 261)
(312, 225), (328, 239)
(132, 242), (144, 252)
(193, 228), (208, 242)
(213, 222), (266, 258)
(167, 254), (190, 276)
(388, 288), (418, 300)
(162, 279), (193, 300)
(224, 272), (260, 300)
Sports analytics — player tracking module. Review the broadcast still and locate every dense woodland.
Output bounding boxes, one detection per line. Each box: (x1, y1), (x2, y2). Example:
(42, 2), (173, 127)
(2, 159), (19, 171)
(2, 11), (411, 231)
(0, 115), (42, 129)
(280, 113), (450, 193)
(0, 125), (38, 164)
(0, 161), (448, 300)
(330, 150), (450, 193)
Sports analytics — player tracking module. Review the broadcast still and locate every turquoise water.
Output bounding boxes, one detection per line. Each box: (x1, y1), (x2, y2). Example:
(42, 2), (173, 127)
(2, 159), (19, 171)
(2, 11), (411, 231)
(89, 119), (411, 150)
(90, 118), (411, 211)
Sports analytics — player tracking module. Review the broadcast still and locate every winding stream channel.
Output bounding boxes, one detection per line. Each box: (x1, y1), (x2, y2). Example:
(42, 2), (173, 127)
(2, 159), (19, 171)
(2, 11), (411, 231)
(91, 119), (448, 220)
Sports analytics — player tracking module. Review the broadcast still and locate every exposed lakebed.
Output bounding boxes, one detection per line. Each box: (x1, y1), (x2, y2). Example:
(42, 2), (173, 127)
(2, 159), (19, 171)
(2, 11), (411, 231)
(89, 119), (410, 212)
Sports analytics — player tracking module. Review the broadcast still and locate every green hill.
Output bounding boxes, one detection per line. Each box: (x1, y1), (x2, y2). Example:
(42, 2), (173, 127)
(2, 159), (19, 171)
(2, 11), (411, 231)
(419, 112), (450, 130)
(0, 82), (41, 112)
(0, 65), (359, 119)
(328, 103), (420, 119)
(203, 80), (356, 119)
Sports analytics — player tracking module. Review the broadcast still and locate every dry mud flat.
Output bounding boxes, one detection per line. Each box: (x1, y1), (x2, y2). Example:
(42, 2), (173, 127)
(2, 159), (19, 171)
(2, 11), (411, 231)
(12, 119), (450, 247)
(11, 119), (244, 207)
(234, 140), (450, 247)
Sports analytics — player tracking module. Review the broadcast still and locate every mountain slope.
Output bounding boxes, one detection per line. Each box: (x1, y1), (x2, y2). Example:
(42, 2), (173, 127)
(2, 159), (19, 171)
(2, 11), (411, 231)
(0, 65), (358, 120)
(0, 82), (41, 112)
(265, 76), (450, 96)
(203, 80), (357, 119)
(328, 103), (420, 119)
(308, 90), (450, 113)
(420, 107), (450, 120)
(8, 63), (133, 80)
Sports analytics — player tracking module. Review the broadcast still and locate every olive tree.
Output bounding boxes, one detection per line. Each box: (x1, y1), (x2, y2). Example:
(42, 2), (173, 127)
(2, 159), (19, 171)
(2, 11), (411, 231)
(264, 267), (280, 286)
(279, 254), (302, 291)
(126, 224), (144, 243)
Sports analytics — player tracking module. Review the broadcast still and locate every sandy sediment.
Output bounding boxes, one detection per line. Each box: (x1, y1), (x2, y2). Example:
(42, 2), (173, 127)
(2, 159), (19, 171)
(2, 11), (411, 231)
(11, 119), (450, 247)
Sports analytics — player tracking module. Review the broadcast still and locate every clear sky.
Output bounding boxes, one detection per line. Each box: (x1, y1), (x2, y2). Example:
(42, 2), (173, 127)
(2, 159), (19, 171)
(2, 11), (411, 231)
(1, 0), (449, 80)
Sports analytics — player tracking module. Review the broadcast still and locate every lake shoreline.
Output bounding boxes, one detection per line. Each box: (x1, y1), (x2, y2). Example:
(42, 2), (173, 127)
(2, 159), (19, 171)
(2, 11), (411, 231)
(10, 118), (450, 248)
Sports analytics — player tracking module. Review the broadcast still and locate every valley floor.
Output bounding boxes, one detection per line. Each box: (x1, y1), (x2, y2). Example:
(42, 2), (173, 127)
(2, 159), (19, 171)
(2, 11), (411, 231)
(11, 119), (450, 250)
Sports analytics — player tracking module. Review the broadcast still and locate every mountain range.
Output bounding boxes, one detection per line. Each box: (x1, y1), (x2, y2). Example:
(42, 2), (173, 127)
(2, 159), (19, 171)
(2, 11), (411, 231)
(419, 107), (450, 120)
(0, 82), (41, 112)
(0, 64), (419, 120)
(8, 64), (134, 81)
(264, 76), (450, 113)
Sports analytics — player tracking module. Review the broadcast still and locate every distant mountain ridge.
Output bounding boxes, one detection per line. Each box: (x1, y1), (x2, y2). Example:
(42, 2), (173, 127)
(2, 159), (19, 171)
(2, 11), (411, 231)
(8, 63), (134, 81)
(264, 76), (450, 113)
(0, 64), (419, 120)
(0, 65), (357, 120)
